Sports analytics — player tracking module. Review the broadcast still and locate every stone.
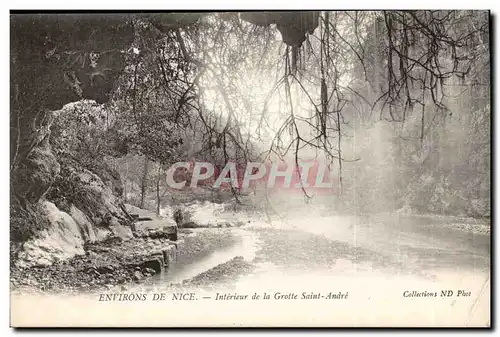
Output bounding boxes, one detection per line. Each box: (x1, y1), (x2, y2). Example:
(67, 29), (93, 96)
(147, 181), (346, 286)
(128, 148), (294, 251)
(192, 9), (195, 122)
(143, 268), (157, 276)
(12, 138), (60, 204)
(69, 205), (98, 242)
(133, 271), (143, 282)
(96, 266), (114, 274)
(15, 200), (85, 268)
(140, 257), (163, 274)
(109, 218), (134, 241)
(49, 157), (130, 230)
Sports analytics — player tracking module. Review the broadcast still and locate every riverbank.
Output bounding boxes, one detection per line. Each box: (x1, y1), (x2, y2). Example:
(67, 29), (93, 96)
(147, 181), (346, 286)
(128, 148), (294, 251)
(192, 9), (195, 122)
(11, 199), (490, 295)
(10, 227), (241, 295)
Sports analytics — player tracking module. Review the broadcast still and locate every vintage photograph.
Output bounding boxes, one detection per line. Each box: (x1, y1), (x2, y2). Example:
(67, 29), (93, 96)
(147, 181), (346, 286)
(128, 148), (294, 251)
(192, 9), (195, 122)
(9, 11), (491, 327)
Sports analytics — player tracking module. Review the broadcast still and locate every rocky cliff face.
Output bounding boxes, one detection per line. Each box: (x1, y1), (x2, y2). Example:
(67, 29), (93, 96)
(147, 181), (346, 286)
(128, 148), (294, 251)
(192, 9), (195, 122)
(16, 200), (90, 268)
(10, 14), (135, 267)
(11, 14), (134, 189)
(14, 155), (135, 268)
(9, 12), (321, 267)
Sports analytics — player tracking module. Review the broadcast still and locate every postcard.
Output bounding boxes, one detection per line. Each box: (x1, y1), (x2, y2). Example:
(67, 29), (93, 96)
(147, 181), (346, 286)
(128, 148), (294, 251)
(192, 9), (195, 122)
(10, 10), (491, 327)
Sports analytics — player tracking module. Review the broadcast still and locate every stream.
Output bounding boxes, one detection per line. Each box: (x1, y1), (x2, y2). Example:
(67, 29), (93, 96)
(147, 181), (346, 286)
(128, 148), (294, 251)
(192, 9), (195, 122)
(131, 209), (490, 305)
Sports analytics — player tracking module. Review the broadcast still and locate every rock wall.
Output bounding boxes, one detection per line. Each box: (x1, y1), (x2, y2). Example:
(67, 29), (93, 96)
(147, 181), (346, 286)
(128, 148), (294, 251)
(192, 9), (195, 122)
(15, 162), (136, 268)
(10, 12), (319, 268)
(16, 200), (89, 268)
(10, 14), (136, 267)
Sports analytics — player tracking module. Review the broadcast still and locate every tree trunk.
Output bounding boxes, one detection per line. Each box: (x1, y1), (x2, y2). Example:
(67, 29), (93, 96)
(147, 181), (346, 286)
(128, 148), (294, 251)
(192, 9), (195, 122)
(140, 157), (149, 209)
(156, 165), (162, 215)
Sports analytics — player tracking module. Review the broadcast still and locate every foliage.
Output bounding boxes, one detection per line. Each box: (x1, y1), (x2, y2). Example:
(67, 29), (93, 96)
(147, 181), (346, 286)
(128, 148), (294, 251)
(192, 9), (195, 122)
(44, 11), (492, 216)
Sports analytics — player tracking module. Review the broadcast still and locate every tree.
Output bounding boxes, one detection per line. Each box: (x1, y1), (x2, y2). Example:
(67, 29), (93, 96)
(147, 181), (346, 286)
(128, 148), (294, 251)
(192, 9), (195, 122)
(10, 11), (491, 229)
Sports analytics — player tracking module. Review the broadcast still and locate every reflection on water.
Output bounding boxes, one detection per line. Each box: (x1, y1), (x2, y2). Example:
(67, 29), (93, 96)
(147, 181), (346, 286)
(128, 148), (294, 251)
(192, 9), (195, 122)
(164, 228), (260, 284)
(103, 207), (490, 327)
(133, 209), (489, 301)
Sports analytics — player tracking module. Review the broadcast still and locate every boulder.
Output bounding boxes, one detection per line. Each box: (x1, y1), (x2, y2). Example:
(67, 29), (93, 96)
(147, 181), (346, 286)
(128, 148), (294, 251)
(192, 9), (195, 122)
(16, 200), (85, 268)
(69, 204), (98, 242)
(12, 136), (60, 204)
(84, 160), (124, 197)
(109, 217), (134, 240)
(48, 157), (131, 230)
(69, 204), (113, 242)
(140, 256), (164, 274)
(124, 203), (177, 238)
